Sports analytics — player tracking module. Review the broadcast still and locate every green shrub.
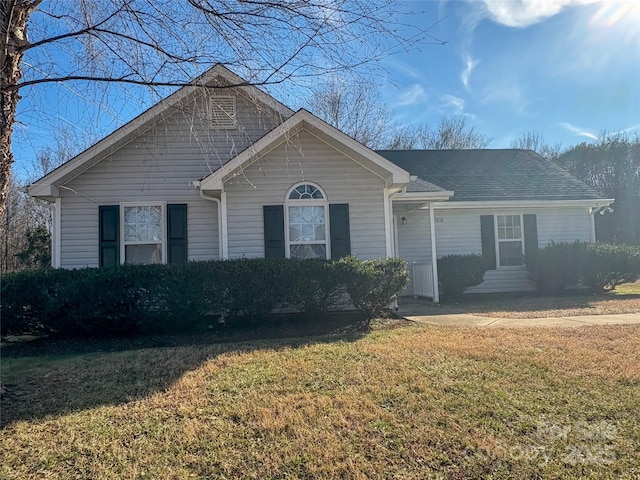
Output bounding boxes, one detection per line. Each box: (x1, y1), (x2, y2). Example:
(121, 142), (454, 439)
(580, 242), (640, 291)
(2, 264), (174, 337)
(221, 258), (291, 322)
(526, 242), (582, 295)
(55, 265), (146, 336)
(44, 265), (168, 337)
(527, 241), (640, 294)
(286, 259), (348, 319)
(341, 256), (409, 318)
(161, 260), (225, 330)
(0, 268), (71, 335)
(437, 254), (489, 301)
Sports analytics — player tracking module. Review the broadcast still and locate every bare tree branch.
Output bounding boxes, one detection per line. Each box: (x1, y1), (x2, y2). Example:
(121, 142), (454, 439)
(389, 118), (491, 150)
(307, 76), (392, 148)
(511, 130), (562, 160)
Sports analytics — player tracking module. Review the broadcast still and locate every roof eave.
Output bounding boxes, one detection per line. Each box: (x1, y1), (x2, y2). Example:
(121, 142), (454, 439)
(27, 183), (59, 201)
(392, 191), (454, 202)
(432, 199), (615, 209)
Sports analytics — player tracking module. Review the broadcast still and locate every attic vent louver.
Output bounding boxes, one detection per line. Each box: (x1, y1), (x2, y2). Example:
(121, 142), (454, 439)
(209, 95), (237, 129)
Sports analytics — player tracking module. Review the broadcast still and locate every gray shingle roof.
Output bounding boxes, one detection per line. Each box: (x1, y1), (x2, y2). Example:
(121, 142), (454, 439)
(406, 176), (448, 193)
(376, 149), (605, 201)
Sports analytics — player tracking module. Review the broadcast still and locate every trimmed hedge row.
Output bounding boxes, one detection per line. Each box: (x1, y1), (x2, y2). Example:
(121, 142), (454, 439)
(527, 242), (640, 294)
(1, 257), (408, 338)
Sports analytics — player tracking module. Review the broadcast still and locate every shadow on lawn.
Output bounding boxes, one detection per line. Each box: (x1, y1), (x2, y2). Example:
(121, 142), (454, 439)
(0, 314), (371, 428)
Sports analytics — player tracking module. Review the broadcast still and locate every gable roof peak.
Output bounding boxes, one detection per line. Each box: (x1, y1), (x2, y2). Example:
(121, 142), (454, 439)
(28, 65), (294, 196)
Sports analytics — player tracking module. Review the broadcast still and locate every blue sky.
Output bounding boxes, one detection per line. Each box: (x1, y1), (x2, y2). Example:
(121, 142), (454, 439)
(382, 0), (639, 148)
(13, 0), (640, 180)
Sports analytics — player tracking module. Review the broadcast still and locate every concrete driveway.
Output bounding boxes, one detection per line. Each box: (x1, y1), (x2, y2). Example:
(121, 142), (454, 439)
(402, 313), (640, 327)
(397, 301), (640, 327)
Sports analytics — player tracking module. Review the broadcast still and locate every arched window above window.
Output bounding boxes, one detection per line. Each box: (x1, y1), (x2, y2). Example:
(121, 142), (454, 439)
(288, 184), (324, 200)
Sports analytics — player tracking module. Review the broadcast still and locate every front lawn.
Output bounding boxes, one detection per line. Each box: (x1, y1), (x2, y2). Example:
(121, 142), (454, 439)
(2, 322), (639, 479)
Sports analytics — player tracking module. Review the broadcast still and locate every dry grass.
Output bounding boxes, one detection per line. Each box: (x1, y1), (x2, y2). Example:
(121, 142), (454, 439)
(2, 322), (639, 479)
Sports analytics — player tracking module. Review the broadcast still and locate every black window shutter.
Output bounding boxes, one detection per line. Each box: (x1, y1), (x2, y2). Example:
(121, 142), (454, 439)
(329, 203), (351, 260)
(523, 214), (538, 264)
(99, 205), (119, 267)
(263, 205), (285, 258)
(480, 215), (497, 270)
(167, 204), (188, 265)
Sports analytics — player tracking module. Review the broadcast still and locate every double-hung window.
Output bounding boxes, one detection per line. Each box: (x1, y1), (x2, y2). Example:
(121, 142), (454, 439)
(122, 203), (165, 264)
(286, 183), (329, 259)
(496, 214), (524, 267)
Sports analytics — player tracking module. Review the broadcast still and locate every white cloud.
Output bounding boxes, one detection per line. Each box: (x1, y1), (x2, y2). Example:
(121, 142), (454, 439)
(440, 94), (476, 119)
(481, 0), (602, 27)
(394, 84), (427, 107)
(619, 124), (640, 135)
(461, 54), (479, 89)
(481, 81), (527, 112)
(560, 122), (599, 140)
(442, 94), (465, 114)
(385, 59), (425, 82)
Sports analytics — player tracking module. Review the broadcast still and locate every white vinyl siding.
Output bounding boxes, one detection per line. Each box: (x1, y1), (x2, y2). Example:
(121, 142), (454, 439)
(395, 206), (593, 295)
(58, 88), (285, 269)
(433, 207), (592, 257)
(224, 130), (387, 260)
(395, 209), (431, 295)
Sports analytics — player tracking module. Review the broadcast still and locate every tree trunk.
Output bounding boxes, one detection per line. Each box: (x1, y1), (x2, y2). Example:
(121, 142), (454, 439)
(1, 0), (36, 221)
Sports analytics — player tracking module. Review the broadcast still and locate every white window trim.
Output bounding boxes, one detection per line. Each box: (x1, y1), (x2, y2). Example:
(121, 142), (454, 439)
(120, 202), (167, 264)
(209, 95), (237, 129)
(494, 213), (525, 269)
(284, 182), (331, 260)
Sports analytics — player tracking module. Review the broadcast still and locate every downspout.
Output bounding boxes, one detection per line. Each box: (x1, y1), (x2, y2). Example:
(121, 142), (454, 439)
(383, 188), (394, 258)
(52, 198), (61, 268)
(589, 207), (596, 243)
(588, 205), (613, 243)
(195, 182), (227, 260)
(429, 202), (440, 303)
(220, 191), (228, 259)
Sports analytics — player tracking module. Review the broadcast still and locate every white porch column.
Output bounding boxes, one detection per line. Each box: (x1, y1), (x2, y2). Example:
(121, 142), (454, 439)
(428, 202), (440, 303)
(392, 214), (399, 257)
(221, 191), (229, 259)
